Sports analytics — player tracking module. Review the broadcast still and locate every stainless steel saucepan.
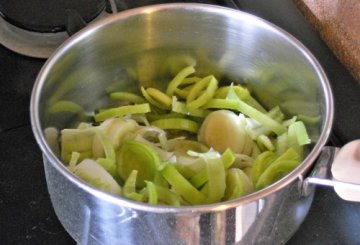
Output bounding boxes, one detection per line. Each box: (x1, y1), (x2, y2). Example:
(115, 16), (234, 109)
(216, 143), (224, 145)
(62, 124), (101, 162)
(30, 4), (360, 245)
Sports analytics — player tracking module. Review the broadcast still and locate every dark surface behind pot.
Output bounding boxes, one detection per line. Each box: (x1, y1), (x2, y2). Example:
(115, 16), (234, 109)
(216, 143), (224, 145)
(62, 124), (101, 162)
(0, 0), (359, 244)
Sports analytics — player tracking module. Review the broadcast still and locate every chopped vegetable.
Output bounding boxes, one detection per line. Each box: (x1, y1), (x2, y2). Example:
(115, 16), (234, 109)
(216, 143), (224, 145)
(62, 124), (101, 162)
(151, 118), (199, 133)
(110, 92), (146, 104)
(117, 140), (161, 188)
(144, 181), (158, 205)
(186, 75), (218, 111)
(123, 170), (144, 201)
(255, 148), (300, 190)
(72, 159), (122, 195)
(53, 64), (312, 206)
(94, 103), (151, 122)
(166, 65), (195, 96)
(205, 156), (226, 203)
(198, 110), (250, 153)
(224, 168), (253, 200)
(160, 163), (206, 205)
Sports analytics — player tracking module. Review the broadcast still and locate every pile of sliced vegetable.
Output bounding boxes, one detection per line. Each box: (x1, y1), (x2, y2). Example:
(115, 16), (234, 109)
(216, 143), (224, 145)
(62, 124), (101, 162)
(52, 65), (311, 206)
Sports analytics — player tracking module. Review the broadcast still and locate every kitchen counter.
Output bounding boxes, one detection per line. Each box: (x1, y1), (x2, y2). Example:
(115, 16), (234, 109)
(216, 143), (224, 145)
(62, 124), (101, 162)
(294, 0), (360, 82)
(1, 0), (360, 244)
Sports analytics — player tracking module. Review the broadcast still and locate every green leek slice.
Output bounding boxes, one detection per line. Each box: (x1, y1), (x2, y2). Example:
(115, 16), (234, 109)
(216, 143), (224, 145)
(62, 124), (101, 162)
(205, 157), (226, 203)
(232, 153), (254, 168)
(117, 140), (161, 188)
(276, 132), (288, 156)
(96, 158), (116, 177)
(153, 185), (181, 206)
(110, 92), (146, 104)
(255, 148), (300, 190)
(189, 148), (235, 188)
(167, 138), (209, 154)
(287, 121), (309, 159)
(186, 75), (218, 111)
(141, 183), (181, 206)
(216, 85), (266, 113)
(141, 87), (170, 110)
(94, 103), (151, 122)
(256, 135), (275, 151)
(125, 192), (144, 202)
(92, 129), (117, 176)
(203, 99), (286, 135)
(172, 96), (210, 118)
(291, 121), (311, 145)
(224, 168), (244, 200)
(224, 168), (253, 200)
(150, 118), (199, 133)
(145, 181), (158, 205)
(146, 112), (185, 122)
(215, 85), (249, 100)
(49, 100), (88, 120)
(181, 76), (202, 85)
(160, 164), (206, 205)
(251, 151), (277, 185)
(174, 87), (191, 99)
(123, 170), (138, 196)
(146, 88), (172, 108)
(174, 83), (196, 99)
(166, 66), (195, 96)
(123, 170), (144, 201)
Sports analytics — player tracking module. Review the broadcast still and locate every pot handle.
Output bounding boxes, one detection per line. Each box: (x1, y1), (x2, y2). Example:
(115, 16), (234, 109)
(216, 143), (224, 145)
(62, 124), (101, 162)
(302, 140), (360, 202)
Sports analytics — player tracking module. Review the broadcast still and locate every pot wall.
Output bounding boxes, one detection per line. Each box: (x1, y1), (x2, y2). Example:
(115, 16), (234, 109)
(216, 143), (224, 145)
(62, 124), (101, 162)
(31, 4), (333, 245)
(44, 156), (314, 245)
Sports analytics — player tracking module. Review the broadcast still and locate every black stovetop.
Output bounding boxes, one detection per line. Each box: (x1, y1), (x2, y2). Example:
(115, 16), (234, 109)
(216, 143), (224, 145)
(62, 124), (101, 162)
(1, 0), (360, 244)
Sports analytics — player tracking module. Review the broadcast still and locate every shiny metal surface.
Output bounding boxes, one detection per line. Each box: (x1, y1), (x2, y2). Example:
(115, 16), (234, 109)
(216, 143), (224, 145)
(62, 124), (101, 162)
(44, 156), (314, 245)
(30, 4), (333, 244)
(302, 146), (360, 201)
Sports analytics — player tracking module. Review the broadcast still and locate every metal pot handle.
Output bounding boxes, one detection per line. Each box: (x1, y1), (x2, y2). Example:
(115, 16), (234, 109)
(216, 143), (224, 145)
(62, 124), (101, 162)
(302, 140), (360, 202)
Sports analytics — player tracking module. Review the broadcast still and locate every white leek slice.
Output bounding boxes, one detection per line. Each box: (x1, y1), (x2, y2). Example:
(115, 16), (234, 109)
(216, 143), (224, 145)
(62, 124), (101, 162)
(61, 128), (95, 163)
(72, 159), (122, 195)
(198, 110), (248, 153)
(134, 126), (168, 150)
(100, 118), (139, 150)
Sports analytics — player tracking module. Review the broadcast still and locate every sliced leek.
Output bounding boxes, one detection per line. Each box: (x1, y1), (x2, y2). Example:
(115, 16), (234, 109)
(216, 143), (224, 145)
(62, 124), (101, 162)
(160, 164), (206, 205)
(58, 64), (312, 206)
(166, 65), (195, 96)
(110, 92), (146, 104)
(151, 118), (199, 133)
(94, 103), (151, 122)
(117, 140), (161, 188)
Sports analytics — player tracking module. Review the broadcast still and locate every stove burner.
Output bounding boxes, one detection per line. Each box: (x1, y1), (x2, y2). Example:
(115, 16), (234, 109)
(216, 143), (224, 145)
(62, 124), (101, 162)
(0, 0), (232, 58)
(0, 10), (111, 58)
(0, 0), (115, 58)
(0, 0), (106, 32)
